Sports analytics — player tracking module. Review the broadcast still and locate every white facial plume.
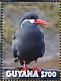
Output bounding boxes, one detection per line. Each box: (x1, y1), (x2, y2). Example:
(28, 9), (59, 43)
(21, 19), (35, 27)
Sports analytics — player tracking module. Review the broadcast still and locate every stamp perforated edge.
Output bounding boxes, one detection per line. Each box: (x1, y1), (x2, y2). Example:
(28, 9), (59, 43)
(1, 2), (3, 79)
(0, 0), (60, 2)
(60, 1), (61, 81)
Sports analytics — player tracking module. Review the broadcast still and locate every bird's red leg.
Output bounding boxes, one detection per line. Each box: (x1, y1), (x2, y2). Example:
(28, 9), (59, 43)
(33, 60), (42, 72)
(21, 60), (29, 71)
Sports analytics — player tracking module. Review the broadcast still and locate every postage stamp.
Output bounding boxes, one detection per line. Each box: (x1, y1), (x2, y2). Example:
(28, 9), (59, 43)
(1, 2), (60, 80)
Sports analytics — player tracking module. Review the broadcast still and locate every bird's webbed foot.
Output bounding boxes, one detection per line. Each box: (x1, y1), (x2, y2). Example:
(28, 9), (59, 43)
(21, 60), (29, 71)
(33, 60), (42, 72)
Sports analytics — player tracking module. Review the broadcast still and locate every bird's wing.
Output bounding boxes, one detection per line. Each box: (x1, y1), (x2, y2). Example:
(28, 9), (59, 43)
(41, 31), (44, 39)
(41, 32), (45, 56)
(12, 31), (18, 58)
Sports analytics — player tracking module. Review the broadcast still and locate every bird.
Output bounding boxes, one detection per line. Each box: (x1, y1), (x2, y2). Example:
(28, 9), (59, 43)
(12, 12), (50, 72)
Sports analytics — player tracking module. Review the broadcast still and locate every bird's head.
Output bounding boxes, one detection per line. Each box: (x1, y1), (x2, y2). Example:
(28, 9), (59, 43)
(20, 12), (50, 27)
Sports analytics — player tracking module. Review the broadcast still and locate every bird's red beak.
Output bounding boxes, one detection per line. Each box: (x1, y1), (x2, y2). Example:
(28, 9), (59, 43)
(35, 19), (50, 26)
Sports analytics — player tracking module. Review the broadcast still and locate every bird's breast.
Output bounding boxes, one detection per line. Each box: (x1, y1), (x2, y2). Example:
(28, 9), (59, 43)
(18, 23), (43, 52)
(19, 27), (41, 45)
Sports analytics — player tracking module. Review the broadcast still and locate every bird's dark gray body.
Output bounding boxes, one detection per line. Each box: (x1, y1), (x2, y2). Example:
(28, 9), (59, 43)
(12, 21), (45, 65)
(12, 12), (45, 65)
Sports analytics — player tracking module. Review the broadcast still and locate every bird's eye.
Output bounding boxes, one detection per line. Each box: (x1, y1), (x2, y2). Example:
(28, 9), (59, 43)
(28, 16), (34, 19)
